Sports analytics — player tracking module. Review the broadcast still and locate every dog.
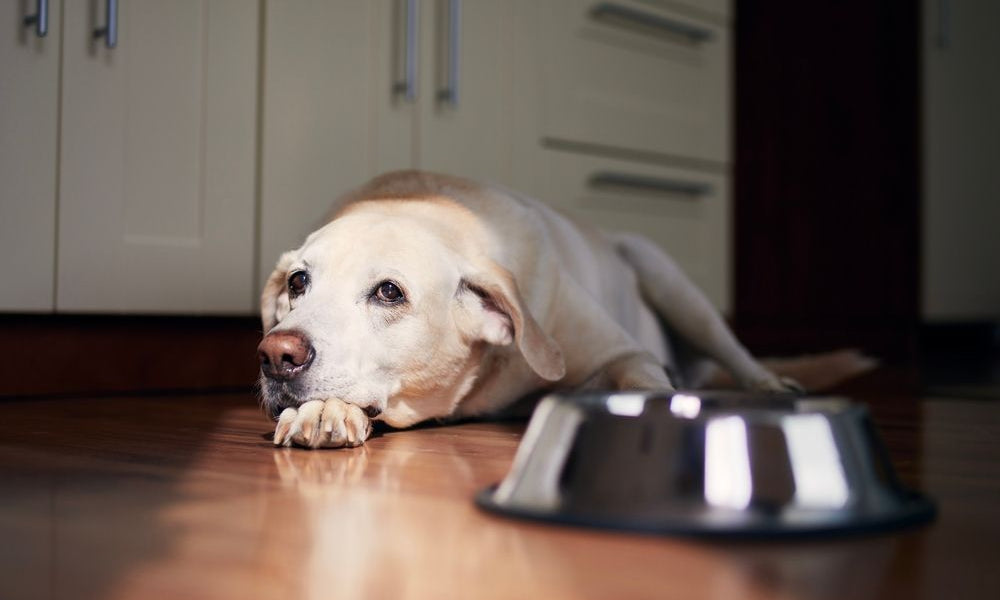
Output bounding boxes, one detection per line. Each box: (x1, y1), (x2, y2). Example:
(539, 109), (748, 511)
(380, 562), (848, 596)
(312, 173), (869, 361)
(258, 171), (807, 449)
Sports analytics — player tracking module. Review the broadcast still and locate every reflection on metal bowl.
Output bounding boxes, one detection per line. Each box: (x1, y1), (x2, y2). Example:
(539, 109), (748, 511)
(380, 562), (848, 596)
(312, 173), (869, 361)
(476, 391), (935, 538)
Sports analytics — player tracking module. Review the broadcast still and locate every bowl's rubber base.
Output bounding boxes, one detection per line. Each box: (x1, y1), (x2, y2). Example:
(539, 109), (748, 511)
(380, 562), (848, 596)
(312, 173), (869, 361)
(475, 485), (937, 540)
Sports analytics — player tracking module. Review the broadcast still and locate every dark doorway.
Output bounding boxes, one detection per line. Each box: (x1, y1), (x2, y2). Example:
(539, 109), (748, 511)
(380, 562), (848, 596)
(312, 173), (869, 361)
(733, 1), (921, 361)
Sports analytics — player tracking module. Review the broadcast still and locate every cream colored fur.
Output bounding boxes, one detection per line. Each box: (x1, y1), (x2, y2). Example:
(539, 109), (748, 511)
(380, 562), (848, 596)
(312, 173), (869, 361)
(261, 171), (799, 448)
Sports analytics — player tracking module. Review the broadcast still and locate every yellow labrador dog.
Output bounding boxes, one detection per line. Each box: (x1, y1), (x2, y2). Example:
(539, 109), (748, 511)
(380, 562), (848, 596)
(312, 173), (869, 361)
(258, 171), (798, 448)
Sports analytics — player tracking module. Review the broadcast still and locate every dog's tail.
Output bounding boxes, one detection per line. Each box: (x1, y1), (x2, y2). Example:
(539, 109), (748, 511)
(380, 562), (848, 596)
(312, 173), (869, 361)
(697, 348), (879, 392)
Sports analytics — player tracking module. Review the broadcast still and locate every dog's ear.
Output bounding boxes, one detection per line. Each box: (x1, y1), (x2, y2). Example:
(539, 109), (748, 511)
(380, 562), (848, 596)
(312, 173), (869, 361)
(261, 251), (295, 332)
(459, 262), (566, 382)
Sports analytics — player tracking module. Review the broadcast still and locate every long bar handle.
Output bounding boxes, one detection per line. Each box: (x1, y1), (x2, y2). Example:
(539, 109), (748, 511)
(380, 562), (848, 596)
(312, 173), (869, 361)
(437, 0), (461, 105)
(589, 172), (712, 197)
(23, 0), (48, 38)
(589, 2), (712, 44)
(93, 0), (118, 49)
(393, 0), (419, 102)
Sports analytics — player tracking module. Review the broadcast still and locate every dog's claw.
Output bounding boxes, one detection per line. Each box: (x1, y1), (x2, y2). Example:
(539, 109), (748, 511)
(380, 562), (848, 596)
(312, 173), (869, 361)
(779, 376), (806, 394)
(273, 399), (372, 449)
(274, 407), (298, 446)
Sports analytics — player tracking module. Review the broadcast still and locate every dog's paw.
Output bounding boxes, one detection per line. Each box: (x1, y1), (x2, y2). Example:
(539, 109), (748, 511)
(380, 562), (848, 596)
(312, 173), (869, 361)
(273, 399), (372, 449)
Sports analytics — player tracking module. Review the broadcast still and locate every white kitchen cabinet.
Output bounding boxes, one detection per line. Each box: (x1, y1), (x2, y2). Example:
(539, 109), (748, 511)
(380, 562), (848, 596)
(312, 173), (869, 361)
(414, 0), (512, 179)
(538, 0), (729, 164)
(537, 149), (731, 312)
(372, 0), (512, 179)
(57, 0), (258, 313)
(510, 0), (733, 311)
(651, 0), (731, 20)
(3, 1), (734, 315)
(0, 0), (61, 311)
(1, 0), (258, 314)
(258, 0), (377, 291)
(260, 0), (514, 287)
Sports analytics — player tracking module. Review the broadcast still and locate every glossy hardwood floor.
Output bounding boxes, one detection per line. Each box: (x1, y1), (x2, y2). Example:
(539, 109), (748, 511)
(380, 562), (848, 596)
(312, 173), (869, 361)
(1, 372), (997, 600)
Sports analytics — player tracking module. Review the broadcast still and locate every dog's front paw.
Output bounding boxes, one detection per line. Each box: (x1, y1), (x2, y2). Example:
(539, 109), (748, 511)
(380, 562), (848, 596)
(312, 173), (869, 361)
(273, 399), (372, 449)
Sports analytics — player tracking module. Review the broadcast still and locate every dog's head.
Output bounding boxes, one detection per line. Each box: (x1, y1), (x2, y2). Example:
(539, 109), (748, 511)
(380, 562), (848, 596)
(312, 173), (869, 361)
(257, 199), (565, 427)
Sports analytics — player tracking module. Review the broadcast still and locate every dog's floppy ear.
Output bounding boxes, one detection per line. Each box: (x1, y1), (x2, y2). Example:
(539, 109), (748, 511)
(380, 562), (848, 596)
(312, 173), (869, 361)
(261, 251), (295, 332)
(459, 262), (566, 382)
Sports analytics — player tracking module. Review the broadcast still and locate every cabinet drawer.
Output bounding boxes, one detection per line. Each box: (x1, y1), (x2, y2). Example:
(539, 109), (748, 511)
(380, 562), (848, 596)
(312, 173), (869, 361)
(540, 150), (730, 311)
(539, 0), (729, 164)
(662, 0), (730, 19)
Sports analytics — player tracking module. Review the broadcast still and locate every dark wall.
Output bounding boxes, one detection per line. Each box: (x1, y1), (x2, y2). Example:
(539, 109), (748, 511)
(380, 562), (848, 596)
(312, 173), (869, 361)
(733, 1), (920, 361)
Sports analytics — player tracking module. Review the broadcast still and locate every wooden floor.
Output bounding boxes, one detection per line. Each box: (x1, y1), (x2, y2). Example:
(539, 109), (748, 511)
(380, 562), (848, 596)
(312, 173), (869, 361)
(1, 373), (998, 600)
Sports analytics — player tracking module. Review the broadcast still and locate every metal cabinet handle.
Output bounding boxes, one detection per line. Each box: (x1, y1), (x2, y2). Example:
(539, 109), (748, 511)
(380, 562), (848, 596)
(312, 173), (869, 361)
(589, 2), (712, 44)
(588, 172), (712, 197)
(94, 0), (118, 49)
(393, 0), (419, 102)
(23, 0), (48, 37)
(437, 0), (461, 105)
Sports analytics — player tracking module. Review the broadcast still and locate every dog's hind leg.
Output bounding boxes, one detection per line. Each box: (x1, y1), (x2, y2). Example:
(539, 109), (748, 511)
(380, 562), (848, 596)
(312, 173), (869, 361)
(547, 273), (675, 392)
(578, 350), (676, 391)
(612, 233), (798, 393)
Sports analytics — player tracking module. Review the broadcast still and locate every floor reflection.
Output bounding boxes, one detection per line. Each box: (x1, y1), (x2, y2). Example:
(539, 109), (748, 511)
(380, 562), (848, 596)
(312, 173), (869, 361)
(266, 422), (927, 600)
(0, 395), (256, 600)
(0, 392), (963, 600)
(267, 428), (540, 599)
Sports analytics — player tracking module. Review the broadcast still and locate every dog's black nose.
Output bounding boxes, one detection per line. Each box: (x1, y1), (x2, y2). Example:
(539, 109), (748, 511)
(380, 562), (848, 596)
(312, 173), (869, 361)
(258, 330), (315, 380)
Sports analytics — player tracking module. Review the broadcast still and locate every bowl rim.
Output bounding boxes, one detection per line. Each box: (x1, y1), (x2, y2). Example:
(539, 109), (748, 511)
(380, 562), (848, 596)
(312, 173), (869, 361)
(543, 389), (869, 423)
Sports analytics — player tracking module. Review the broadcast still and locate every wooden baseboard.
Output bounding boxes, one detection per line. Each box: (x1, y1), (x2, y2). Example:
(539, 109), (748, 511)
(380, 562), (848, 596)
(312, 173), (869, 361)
(0, 313), (931, 398)
(0, 315), (262, 398)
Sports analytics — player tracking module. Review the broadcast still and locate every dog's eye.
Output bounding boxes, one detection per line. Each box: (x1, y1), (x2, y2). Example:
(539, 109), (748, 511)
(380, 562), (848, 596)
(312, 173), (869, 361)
(374, 281), (404, 304)
(288, 271), (309, 297)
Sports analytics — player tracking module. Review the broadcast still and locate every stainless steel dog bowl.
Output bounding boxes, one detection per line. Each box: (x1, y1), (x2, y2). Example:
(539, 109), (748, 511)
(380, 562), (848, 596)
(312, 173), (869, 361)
(477, 391), (935, 537)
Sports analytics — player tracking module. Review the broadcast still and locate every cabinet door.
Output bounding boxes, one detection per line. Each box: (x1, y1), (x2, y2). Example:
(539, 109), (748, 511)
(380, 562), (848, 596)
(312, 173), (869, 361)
(0, 0), (60, 311)
(373, 0), (417, 174)
(58, 0), (258, 313)
(538, 0), (729, 164)
(259, 0), (377, 290)
(539, 149), (730, 312)
(417, 0), (512, 183)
